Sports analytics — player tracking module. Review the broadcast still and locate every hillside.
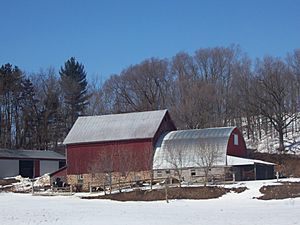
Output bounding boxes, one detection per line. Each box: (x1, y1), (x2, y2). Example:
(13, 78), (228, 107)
(244, 119), (300, 155)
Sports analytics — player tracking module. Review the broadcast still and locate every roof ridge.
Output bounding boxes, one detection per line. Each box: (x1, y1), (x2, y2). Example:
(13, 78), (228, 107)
(77, 109), (168, 119)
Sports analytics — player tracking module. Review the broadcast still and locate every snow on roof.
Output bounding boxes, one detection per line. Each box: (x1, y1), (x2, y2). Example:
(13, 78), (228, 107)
(153, 127), (236, 170)
(0, 149), (65, 160)
(227, 155), (276, 166)
(63, 109), (168, 145)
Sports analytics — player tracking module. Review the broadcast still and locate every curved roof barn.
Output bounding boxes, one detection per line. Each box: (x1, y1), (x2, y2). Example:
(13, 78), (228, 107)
(153, 127), (247, 170)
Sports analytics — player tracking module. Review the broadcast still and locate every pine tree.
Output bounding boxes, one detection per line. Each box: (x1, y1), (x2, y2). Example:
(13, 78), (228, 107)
(19, 78), (38, 149)
(59, 57), (89, 130)
(0, 64), (23, 148)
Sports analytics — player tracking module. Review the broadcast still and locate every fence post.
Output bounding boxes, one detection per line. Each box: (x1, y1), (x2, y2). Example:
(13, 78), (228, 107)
(31, 180), (34, 195)
(165, 179), (169, 203)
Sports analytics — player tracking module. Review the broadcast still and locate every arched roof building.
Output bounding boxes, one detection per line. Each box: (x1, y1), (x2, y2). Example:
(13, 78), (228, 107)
(153, 126), (275, 181)
(153, 127), (247, 170)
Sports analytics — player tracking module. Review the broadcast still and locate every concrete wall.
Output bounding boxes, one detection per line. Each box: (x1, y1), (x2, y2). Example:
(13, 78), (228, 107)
(40, 160), (59, 175)
(0, 159), (19, 179)
(154, 167), (227, 183)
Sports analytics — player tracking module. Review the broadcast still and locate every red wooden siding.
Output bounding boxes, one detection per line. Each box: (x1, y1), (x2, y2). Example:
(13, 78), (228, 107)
(226, 127), (247, 157)
(67, 139), (153, 175)
(34, 160), (40, 177)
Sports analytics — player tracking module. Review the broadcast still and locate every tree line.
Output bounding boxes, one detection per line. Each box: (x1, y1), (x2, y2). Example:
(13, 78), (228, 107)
(1, 45), (300, 152)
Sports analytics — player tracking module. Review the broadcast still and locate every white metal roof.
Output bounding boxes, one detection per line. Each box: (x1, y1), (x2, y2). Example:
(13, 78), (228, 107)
(226, 155), (275, 166)
(153, 127), (235, 170)
(63, 109), (168, 145)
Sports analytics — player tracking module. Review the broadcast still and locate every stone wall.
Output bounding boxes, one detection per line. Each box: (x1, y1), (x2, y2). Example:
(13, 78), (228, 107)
(67, 170), (151, 192)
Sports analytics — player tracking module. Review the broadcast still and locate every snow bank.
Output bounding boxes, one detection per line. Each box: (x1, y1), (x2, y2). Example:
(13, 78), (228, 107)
(1, 174), (50, 192)
(0, 179), (299, 225)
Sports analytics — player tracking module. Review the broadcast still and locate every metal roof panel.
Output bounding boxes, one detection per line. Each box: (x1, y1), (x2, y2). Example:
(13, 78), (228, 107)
(63, 109), (168, 145)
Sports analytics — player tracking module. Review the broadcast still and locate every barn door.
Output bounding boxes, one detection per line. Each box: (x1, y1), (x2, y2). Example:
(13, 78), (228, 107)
(19, 160), (34, 178)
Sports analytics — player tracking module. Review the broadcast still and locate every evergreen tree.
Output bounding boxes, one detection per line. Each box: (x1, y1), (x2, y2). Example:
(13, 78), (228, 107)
(59, 57), (89, 130)
(0, 64), (23, 148)
(19, 78), (38, 149)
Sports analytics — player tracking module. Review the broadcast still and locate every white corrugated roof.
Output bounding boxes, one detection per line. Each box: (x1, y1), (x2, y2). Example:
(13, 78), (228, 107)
(227, 155), (275, 166)
(153, 127), (236, 170)
(63, 110), (168, 145)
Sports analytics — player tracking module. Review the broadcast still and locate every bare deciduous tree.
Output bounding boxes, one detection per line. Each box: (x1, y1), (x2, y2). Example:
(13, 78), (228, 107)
(250, 57), (299, 152)
(192, 141), (222, 186)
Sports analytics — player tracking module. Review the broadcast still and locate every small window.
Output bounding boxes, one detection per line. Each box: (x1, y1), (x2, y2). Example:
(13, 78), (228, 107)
(191, 169), (196, 176)
(234, 134), (239, 145)
(165, 170), (170, 175)
(77, 174), (83, 180)
(157, 171), (162, 177)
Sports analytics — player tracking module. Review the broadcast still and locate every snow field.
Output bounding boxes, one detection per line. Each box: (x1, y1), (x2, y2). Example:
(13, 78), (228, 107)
(0, 179), (300, 225)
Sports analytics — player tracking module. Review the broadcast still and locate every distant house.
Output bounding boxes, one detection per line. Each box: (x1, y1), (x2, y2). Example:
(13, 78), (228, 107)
(153, 127), (275, 182)
(0, 149), (66, 179)
(63, 110), (176, 190)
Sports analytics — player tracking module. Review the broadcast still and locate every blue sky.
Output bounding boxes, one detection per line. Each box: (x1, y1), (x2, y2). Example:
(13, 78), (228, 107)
(0, 0), (299, 81)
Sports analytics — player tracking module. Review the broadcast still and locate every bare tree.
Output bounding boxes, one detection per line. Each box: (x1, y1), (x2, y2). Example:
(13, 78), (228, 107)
(101, 58), (172, 113)
(250, 57), (298, 152)
(170, 52), (217, 129)
(163, 140), (191, 187)
(192, 141), (222, 186)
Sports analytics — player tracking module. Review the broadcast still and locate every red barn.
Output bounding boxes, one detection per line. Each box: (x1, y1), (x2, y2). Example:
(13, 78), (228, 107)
(63, 109), (176, 190)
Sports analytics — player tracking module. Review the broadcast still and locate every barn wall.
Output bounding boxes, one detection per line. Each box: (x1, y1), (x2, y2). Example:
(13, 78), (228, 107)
(67, 139), (153, 175)
(50, 167), (67, 185)
(40, 160), (59, 175)
(227, 127), (247, 157)
(0, 159), (19, 178)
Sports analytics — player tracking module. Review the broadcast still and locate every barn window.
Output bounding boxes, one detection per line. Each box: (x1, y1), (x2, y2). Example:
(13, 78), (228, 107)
(77, 174), (83, 181)
(234, 134), (239, 145)
(191, 169), (196, 176)
(157, 171), (162, 177)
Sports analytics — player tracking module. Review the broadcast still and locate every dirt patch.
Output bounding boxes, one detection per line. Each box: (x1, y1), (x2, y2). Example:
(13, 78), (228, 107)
(0, 179), (20, 192)
(82, 186), (247, 201)
(0, 178), (19, 186)
(258, 182), (300, 200)
(231, 187), (247, 193)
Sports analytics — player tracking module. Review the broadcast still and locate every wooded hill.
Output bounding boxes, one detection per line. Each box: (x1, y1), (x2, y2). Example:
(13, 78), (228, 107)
(1, 45), (300, 154)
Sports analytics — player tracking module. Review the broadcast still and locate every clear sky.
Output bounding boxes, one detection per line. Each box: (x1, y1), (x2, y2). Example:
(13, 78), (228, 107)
(0, 0), (300, 81)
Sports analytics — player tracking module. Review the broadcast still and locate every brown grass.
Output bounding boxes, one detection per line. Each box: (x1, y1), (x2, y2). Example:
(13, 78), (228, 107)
(82, 186), (247, 201)
(258, 182), (300, 200)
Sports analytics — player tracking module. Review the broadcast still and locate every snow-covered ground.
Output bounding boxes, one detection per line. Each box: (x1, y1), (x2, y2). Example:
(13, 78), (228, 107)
(0, 179), (300, 225)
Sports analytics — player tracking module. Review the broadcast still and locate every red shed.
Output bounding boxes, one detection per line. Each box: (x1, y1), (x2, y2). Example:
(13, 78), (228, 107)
(63, 109), (176, 189)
